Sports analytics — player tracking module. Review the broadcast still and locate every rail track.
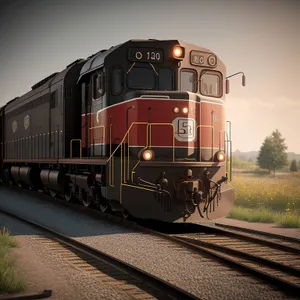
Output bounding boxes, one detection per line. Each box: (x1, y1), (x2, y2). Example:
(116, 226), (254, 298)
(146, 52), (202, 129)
(0, 208), (198, 300)
(214, 222), (300, 245)
(2, 185), (300, 299)
(150, 222), (300, 297)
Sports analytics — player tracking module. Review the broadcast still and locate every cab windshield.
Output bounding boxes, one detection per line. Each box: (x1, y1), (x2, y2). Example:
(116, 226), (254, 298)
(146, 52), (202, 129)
(127, 65), (173, 90)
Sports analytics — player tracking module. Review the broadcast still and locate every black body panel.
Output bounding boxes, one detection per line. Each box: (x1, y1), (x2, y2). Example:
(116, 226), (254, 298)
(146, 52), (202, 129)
(3, 60), (85, 161)
(0, 106), (4, 178)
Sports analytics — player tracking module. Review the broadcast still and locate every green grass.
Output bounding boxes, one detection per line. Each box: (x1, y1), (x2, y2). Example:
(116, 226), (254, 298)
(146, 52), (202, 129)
(230, 173), (300, 212)
(227, 157), (300, 227)
(0, 227), (26, 294)
(228, 206), (276, 223)
(231, 156), (257, 170)
(228, 171), (300, 228)
(276, 214), (300, 228)
(228, 206), (300, 228)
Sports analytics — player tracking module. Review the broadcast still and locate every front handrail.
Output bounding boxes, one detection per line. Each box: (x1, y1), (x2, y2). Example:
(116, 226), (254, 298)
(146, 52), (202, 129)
(219, 129), (231, 181)
(130, 123), (175, 182)
(107, 119), (232, 188)
(89, 125), (105, 143)
(107, 122), (149, 187)
(107, 121), (176, 187)
(107, 122), (149, 163)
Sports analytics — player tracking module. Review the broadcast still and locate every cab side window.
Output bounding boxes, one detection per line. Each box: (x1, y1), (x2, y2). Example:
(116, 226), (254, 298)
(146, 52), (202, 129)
(92, 72), (105, 100)
(111, 67), (124, 96)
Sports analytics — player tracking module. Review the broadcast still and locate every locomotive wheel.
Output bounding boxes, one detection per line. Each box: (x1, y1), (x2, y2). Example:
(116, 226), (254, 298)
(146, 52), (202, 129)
(64, 189), (73, 202)
(49, 189), (57, 198)
(122, 210), (130, 219)
(83, 195), (92, 207)
(99, 201), (109, 213)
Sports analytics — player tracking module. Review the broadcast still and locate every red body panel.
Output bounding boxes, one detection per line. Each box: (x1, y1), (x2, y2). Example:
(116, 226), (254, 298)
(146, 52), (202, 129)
(82, 98), (225, 157)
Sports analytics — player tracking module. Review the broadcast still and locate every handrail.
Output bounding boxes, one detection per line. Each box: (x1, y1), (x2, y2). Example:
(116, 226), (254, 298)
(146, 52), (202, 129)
(70, 139), (82, 159)
(109, 124), (114, 187)
(108, 119), (233, 190)
(131, 123), (175, 183)
(108, 122), (149, 186)
(89, 125), (105, 143)
(124, 123), (149, 184)
(130, 145), (148, 182)
(107, 121), (176, 186)
(107, 122), (149, 163)
(218, 130), (229, 152)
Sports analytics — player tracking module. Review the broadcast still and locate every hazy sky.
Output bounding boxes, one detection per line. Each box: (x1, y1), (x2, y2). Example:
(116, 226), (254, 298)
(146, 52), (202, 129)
(0, 0), (299, 152)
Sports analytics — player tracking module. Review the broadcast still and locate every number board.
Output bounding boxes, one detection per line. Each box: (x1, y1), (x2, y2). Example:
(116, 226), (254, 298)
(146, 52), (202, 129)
(128, 48), (164, 63)
(172, 117), (197, 142)
(190, 50), (217, 68)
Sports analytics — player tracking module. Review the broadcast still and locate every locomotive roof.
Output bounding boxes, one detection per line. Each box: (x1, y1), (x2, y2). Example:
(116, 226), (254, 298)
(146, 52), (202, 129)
(5, 59), (85, 113)
(78, 43), (123, 82)
(77, 39), (180, 82)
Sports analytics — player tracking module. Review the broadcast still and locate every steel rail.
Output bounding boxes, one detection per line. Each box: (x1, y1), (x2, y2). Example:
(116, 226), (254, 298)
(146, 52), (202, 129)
(2, 185), (300, 298)
(0, 207), (198, 300)
(215, 222), (300, 244)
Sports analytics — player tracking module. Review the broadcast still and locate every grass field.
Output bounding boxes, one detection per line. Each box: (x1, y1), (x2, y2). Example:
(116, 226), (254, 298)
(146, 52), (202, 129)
(229, 171), (300, 228)
(0, 227), (26, 294)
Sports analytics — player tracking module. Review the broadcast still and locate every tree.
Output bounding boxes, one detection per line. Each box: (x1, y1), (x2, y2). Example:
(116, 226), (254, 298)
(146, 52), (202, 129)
(290, 159), (298, 173)
(257, 129), (288, 175)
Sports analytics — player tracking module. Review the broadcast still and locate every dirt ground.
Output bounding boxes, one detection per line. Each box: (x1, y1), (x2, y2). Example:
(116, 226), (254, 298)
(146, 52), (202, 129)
(0, 236), (86, 300)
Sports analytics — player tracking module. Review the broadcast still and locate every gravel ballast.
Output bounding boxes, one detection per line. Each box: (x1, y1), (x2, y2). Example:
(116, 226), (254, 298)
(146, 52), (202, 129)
(0, 186), (297, 300)
(0, 212), (133, 300)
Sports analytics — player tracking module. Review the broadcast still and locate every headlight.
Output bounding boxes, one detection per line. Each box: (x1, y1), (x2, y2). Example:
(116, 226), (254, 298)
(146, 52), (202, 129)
(141, 149), (154, 161)
(173, 46), (185, 59)
(215, 151), (226, 162)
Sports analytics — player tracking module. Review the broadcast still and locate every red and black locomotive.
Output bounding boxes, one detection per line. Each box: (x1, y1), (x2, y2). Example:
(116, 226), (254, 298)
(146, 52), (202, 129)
(0, 39), (245, 222)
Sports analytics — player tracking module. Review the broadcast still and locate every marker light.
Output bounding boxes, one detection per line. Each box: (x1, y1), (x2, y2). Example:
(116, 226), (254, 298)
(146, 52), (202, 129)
(207, 55), (217, 67)
(173, 46), (185, 59)
(182, 107), (189, 114)
(173, 107), (179, 113)
(215, 151), (226, 162)
(142, 149), (154, 161)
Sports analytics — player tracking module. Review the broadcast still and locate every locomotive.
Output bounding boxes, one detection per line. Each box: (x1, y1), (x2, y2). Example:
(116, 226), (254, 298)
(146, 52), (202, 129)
(0, 39), (245, 222)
